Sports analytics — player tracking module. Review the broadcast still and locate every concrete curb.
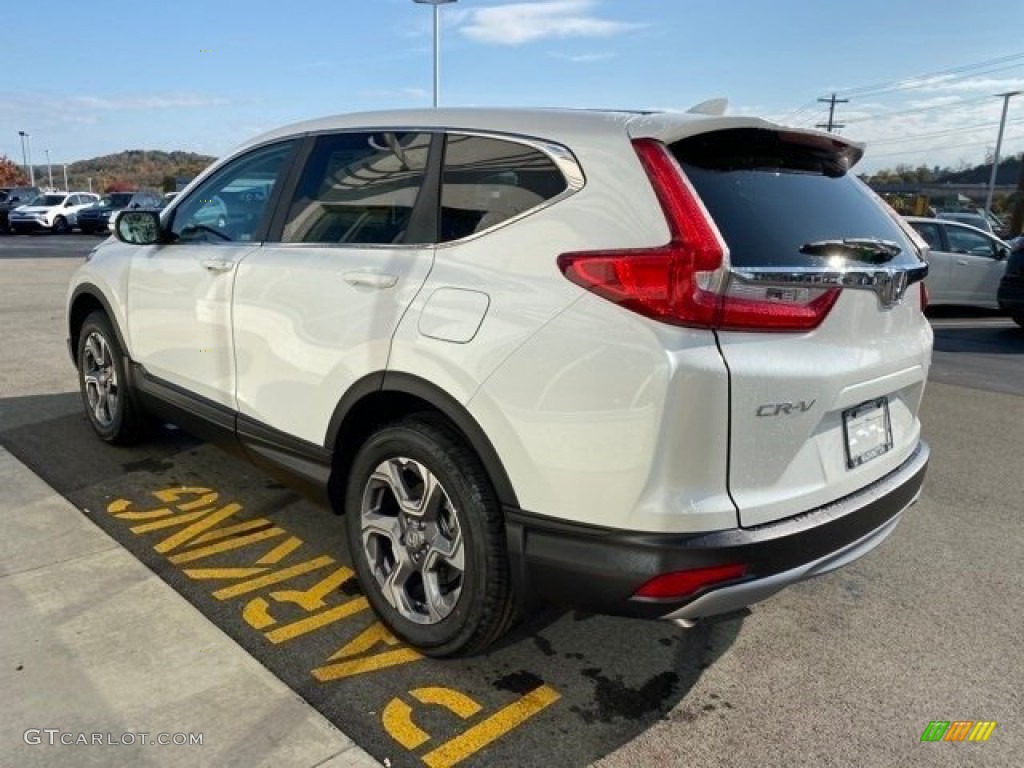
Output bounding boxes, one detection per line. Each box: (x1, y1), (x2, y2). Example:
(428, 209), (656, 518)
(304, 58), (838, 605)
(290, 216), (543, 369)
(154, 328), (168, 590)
(0, 446), (380, 768)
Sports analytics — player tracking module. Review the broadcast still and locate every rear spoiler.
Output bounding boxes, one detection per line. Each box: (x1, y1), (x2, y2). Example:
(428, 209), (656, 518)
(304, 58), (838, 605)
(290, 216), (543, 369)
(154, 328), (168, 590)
(625, 113), (865, 169)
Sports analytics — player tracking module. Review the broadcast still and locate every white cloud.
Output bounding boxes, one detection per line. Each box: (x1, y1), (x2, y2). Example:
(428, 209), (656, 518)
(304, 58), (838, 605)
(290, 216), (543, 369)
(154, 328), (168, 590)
(454, 1), (643, 46)
(549, 51), (615, 63)
(69, 94), (229, 111)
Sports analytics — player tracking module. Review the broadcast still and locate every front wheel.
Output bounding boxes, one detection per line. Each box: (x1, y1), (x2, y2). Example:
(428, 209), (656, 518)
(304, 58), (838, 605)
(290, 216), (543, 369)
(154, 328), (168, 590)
(76, 312), (149, 444)
(52, 216), (69, 234)
(344, 416), (518, 657)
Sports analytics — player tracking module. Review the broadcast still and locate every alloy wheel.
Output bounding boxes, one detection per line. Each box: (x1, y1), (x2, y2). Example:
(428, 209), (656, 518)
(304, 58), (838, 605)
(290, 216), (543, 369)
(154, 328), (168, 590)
(360, 457), (465, 625)
(82, 331), (119, 427)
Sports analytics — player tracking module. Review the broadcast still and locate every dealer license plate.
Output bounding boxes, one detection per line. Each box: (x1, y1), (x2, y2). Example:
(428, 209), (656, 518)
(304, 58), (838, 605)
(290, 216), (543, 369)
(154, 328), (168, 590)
(843, 397), (893, 469)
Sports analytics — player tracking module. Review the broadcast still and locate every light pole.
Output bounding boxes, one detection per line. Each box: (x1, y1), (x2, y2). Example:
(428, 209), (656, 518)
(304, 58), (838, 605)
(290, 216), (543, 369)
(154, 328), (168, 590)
(985, 90), (1020, 217)
(23, 132), (35, 187)
(63, 164), (69, 192)
(45, 149), (53, 190)
(412, 0), (457, 108)
(18, 131), (31, 184)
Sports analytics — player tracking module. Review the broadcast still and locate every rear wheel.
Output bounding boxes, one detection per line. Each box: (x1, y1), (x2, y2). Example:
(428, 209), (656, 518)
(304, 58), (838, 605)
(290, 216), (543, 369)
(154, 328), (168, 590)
(1012, 313), (1024, 329)
(344, 416), (517, 657)
(52, 216), (69, 234)
(76, 312), (149, 444)
(79, 223), (94, 235)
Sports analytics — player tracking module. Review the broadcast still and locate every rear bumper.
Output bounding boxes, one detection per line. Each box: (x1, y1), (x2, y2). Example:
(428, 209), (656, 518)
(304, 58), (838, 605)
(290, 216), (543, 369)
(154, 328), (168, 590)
(505, 440), (928, 620)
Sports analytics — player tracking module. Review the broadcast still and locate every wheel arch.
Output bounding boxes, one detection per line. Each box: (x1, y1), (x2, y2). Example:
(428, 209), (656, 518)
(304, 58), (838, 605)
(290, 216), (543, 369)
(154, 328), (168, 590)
(68, 284), (129, 369)
(326, 371), (520, 513)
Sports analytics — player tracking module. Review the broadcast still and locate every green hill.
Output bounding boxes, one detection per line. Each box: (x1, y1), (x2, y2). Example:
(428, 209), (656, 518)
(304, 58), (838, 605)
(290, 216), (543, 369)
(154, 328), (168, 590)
(34, 150), (217, 193)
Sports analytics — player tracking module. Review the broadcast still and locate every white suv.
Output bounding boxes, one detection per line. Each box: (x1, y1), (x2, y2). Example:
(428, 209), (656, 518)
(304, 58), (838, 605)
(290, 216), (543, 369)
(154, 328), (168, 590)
(11, 191), (99, 233)
(67, 108), (932, 656)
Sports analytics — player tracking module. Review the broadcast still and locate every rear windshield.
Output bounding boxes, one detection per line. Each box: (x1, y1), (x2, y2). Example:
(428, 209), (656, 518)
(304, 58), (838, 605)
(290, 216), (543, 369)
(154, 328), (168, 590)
(671, 129), (921, 269)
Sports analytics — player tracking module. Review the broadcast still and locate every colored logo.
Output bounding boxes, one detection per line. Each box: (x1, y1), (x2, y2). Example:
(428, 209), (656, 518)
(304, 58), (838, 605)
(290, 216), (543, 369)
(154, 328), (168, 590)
(920, 721), (996, 742)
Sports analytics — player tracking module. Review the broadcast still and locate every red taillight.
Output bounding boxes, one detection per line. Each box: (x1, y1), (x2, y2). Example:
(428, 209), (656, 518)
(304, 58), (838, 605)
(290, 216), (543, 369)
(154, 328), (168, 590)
(919, 280), (929, 312)
(633, 563), (749, 600)
(557, 138), (840, 331)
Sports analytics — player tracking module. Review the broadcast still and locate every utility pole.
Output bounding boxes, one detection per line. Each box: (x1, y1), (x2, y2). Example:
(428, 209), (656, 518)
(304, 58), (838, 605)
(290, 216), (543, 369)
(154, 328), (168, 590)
(816, 93), (849, 133)
(63, 164), (69, 193)
(45, 149), (53, 190)
(984, 90), (1020, 217)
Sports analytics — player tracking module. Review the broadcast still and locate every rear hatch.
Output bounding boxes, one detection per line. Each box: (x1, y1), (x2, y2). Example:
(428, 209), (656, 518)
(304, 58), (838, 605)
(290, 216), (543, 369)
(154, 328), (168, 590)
(667, 126), (931, 526)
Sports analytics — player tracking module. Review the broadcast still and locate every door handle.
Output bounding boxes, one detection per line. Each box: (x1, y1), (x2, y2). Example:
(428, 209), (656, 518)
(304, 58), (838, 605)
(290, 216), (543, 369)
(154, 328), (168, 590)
(202, 258), (235, 273)
(343, 271), (399, 289)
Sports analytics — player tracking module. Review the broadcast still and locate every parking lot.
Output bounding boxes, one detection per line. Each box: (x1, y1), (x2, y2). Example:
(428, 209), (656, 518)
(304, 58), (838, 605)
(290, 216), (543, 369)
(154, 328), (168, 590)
(1, 234), (1021, 767)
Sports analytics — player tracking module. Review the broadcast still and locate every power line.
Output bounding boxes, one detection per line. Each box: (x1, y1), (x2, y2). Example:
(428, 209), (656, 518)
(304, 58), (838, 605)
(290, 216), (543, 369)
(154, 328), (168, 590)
(836, 52), (1024, 98)
(779, 98), (820, 123)
(844, 94), (993, 124)
(863, 116), (1024, 144)
(864, 132), (1024, 159)
(778, 52), (1024, 123)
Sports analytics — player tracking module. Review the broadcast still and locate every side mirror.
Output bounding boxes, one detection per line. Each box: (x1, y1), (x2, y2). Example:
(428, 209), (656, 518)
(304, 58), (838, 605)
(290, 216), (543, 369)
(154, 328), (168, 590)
(113, 210), (162, 245)
(997, 245), (1010, 260)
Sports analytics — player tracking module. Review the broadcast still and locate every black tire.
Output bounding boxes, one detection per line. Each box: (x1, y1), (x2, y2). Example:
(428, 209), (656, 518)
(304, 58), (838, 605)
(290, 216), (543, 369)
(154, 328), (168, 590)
(79, 223), (94, 235)
(1013, 313), (1024, 329)
(344, 415), (517, 657)
(76, 312), (149, 444)
(53, 216), (69, 234)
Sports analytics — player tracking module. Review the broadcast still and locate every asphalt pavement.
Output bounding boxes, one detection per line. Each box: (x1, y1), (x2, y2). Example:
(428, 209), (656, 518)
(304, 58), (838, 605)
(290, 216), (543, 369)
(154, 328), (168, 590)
(1, 233), (1021, 767)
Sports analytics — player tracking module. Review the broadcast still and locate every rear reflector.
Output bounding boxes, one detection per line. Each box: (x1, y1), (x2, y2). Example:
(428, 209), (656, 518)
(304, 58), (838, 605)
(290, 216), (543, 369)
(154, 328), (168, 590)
(633, 563), (748, 600)
(558, 139), (840, 331)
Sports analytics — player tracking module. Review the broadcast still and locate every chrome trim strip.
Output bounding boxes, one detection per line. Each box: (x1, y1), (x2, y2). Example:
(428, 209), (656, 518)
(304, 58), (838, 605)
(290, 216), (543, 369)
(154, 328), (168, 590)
(730, 263), (929, 309)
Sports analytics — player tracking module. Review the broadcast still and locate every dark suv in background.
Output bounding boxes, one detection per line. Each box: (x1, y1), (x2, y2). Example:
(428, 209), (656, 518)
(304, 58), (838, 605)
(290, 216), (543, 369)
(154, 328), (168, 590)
(997, 235), (1024, 328)
(77, 191), (163, 234)
(0, 186), (42, 232)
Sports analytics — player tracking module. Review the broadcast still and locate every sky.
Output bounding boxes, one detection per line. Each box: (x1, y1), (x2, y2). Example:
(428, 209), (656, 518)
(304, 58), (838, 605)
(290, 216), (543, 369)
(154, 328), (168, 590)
(3, 0), (1024, 175)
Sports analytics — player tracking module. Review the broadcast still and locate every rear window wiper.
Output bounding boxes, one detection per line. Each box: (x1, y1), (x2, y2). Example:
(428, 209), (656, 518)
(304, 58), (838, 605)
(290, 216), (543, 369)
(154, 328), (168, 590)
(798, 238), (901, 264)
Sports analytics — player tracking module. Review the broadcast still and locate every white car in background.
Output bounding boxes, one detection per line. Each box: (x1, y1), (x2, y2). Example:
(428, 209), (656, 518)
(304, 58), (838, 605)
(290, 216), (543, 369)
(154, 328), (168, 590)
(9, 192), (100, 234)
(905, 216), (1010, 309)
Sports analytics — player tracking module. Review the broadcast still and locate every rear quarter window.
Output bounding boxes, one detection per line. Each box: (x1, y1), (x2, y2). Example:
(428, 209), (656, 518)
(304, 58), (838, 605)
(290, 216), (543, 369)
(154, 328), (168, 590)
(440, 134), (567, 243)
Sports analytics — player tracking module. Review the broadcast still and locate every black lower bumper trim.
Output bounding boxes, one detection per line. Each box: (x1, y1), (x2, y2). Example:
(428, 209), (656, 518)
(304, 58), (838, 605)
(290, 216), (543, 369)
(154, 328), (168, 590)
(504, 442), (928, 619)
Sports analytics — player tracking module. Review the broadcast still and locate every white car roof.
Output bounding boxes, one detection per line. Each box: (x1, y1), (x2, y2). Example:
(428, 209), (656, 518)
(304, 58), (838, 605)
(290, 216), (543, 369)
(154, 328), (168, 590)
(238, 107), (863, 164)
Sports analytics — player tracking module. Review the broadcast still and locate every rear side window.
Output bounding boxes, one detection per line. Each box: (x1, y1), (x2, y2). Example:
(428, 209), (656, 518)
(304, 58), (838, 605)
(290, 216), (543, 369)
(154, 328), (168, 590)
(440, 134), (567, 242)
(282, 132), (431, 245)
(910, 221), (942, 251)
(672, 129), (920, 269)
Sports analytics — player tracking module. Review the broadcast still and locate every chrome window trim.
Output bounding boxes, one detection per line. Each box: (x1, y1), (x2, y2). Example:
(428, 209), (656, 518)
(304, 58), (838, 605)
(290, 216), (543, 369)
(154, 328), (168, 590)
(255, 126), (585, 250)
(434, 129), (585, 248)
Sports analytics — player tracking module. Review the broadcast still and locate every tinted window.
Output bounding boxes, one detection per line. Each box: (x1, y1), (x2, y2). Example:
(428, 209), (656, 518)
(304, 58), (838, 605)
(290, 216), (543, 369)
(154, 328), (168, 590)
(172, 141), (295, 244)
(672, 129), (920, 269)
(439, 134), (567, 242)
(282, 132), (431, 245)
(910, 221), (942, 251)
(946, 226), (995, 257)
